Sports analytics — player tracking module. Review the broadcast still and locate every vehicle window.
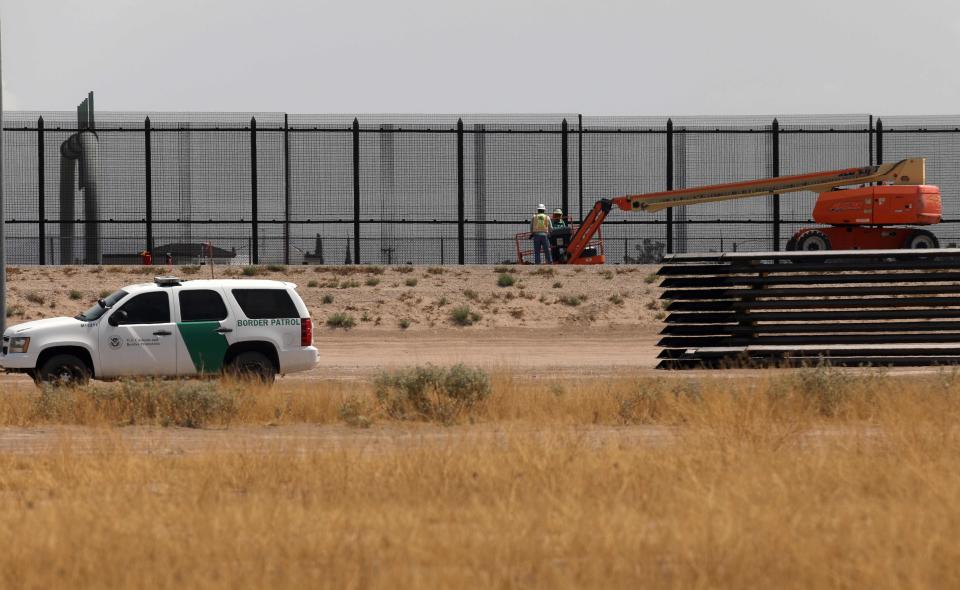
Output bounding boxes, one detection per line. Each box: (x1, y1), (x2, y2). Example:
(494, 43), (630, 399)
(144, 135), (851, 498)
(114, 292), (170, 325)
(231, 289), (298, 319)
(76, 289), (127, 322)
(179, 290), (228, 322)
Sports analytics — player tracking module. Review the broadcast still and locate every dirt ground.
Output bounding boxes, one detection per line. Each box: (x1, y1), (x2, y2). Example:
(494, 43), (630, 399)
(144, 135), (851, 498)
(3, 263), (665, 331)
(2, 264), (666, 380)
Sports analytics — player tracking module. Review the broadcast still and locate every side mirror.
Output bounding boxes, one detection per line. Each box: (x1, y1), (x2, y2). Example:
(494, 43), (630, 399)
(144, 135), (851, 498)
(108, 310), (127, 327)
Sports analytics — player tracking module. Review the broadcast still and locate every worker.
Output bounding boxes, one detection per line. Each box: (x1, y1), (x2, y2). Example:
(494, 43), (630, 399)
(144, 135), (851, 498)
(551, 208), (567, 230)
(549, 208), (569, 262)
(530, 204), (553, 264)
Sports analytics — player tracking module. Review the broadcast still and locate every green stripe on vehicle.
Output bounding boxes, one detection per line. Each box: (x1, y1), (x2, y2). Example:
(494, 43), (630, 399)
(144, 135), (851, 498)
(176, 322), (229, 373)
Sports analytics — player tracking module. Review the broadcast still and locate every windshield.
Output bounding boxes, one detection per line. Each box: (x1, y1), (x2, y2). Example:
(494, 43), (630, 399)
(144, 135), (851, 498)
(75, 290), (128, 321)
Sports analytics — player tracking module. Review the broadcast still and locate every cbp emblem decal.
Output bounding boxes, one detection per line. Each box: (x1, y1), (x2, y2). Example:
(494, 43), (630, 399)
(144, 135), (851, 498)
(108, 336), (123, 350)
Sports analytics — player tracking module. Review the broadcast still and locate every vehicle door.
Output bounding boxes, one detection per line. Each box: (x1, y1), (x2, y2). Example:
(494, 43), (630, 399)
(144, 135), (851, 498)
(174, 287), (234, 376)
(99, 291), (178, 377)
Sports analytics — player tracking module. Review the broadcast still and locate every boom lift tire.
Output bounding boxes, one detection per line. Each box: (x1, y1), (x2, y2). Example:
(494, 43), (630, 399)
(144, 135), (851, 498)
(905, 229), (939, 249)
(794, 230), (831, 251)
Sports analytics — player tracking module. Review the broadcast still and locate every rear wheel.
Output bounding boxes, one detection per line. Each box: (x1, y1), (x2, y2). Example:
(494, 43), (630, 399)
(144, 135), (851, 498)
(36, 354), (91, 387)
(795, 230), (831, 251)
(905, 229), (939, 249)
(226, 351), (276, 384)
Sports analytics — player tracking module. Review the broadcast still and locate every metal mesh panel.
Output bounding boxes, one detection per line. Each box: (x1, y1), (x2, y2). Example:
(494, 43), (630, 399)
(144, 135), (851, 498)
(3, 112), (960, 264)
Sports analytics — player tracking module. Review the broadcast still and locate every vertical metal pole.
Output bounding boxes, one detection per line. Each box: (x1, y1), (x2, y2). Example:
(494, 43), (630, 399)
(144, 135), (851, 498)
(144, 117), (153, 255)
(876, 119), (883, 165)
(561, 119), (569, 218)
(352, 118), (361, 265)
(37, 117), (45, 265)
(283, 113), (291, 265)
(578, 114), (583, 224)
(868, 115), (874, 166)
(665, 119), (674, 255)
(250, 117), (259, 264)
(771, 118), (780, 251)
(457, 119), (465, 265)
(0, 21), (6, 336)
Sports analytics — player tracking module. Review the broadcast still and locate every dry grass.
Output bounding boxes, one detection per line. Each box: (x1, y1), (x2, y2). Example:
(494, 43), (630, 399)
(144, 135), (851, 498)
(1, 368), (960, 587)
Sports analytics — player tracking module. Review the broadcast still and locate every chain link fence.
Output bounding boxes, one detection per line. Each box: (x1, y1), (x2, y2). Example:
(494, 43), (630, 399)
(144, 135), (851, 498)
(3, 112), (960, 265)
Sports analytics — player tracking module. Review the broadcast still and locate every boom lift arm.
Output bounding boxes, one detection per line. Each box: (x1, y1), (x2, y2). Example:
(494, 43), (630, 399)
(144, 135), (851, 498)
(564, 158), (927, 263)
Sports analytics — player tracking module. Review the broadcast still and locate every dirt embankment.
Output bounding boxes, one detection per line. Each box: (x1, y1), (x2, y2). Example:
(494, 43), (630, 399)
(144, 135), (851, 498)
(3, 264), (666, 332)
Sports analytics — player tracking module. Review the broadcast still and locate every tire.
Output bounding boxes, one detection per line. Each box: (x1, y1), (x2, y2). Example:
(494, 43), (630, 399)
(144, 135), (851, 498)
(36, 354), (91, 387)
(226, 351), (276, 384)
(905, 229), (939, 249)
(784, 236), (798, 251)
(795, 230), (831, 251)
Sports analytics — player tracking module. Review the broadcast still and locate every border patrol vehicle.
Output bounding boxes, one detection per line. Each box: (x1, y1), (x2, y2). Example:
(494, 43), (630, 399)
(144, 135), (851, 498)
(1, 277), (317, 385)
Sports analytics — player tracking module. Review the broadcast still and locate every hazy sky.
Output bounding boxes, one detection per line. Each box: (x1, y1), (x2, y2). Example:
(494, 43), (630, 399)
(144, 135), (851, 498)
(2, 0), (959, 115)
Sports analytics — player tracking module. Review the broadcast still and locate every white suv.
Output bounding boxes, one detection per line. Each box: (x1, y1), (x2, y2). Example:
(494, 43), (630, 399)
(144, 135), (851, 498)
(1, 277), (318, 385)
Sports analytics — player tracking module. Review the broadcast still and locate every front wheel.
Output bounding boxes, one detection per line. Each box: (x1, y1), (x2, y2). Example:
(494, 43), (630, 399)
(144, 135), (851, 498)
(225, 351), (276, 384)
(36, 354), (91, 387)
(795, 230), (831, 251)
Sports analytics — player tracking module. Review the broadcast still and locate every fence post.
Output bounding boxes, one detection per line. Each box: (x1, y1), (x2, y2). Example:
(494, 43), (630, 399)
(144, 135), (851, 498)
(283, 114), (291, 265)
(578, 114), (584, 224)
(144, 117), (153, 256)
(353, 118), (361, 264)
(37, 117), (45, 265)
(666, 118), (674, 254)
(457, 119), (465, 265)
(868, 115), (874, 166)
(876, 118), (883, 165)
(561, 119), (569, 218)
(771, 118), (780, 251)
(250, 117), (259, 264)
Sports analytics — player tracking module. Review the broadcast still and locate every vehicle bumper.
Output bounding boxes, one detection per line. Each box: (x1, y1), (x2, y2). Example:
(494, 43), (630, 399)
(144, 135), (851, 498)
(0, 352), (37, 371)
(280, 346), (319, 374)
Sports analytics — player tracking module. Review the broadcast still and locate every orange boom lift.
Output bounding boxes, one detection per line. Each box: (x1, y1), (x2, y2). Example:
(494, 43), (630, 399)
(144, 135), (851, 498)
(517, 158), (941, 264)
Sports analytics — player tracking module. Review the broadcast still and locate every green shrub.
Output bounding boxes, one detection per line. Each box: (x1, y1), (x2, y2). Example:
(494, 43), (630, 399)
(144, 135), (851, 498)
(267, 264), (286, 272)
(531, 267), (555, 276)
(340, 279), (360, 288)
(609, 293), (625, 305)
(242, 266), (258, 277)
(496, 273), (516, 288)
(463, 289), (479, 301)
(450, 305), (481, 326)
(427, 267), (445, 275)
(68, 290), (83, 301)
(307, 280), (319, 288)
(365, 277), (381, 287)
(393, 266), (415, 273)
(437, 297), (449, 306)
(644, 272), (659, 284)
(558, 294), (587, 307)
(5, 305), (24, 318)
(405, 277), (419, 287)
(326, 312), (356, 329)
(373, 364), (491, 423)
(25, 291), (45, 305)
(321, 294), (334, 304)
(552, 281), (563, 289)
(398, 318), (411, 330)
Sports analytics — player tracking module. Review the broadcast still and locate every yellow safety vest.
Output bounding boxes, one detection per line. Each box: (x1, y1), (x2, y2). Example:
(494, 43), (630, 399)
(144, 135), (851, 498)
(531, 213), (549, 233)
